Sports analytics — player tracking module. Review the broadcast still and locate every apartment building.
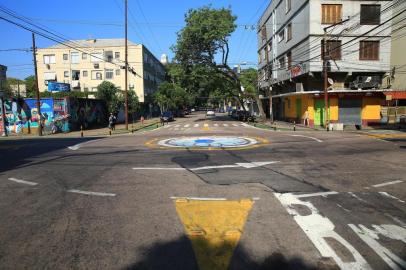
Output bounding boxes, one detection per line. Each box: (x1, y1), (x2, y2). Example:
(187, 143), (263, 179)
(36, 39), (165, 102)
(258, 0), (393, 127)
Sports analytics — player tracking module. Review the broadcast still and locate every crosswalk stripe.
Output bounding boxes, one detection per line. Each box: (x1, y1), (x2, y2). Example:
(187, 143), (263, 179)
(232, 123), (239, 127)
(174, 124), (180, 128)
(184, 124), (190, 128)
(213, 123), (219, 127)
(204, 123), (209, 127)
(194, 124), (199, 127)
(223, 124), (229, 127)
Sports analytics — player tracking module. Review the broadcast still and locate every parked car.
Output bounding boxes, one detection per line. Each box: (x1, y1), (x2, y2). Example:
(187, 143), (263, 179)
(206, 110), (216, 118)
(161, 111), (174, 122)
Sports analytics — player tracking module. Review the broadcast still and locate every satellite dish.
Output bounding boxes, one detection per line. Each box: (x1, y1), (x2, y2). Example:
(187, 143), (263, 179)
(328, 78), (334, 85)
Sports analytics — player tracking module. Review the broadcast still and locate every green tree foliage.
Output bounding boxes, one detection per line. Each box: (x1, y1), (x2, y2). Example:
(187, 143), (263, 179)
(240, 68), (266, 118)
(127, 89), (139, 115)
(154, 81), (189, 112)
(24, 75), (36, 98)
(172, 6), (247, 109)
(95, 81), (122, 114)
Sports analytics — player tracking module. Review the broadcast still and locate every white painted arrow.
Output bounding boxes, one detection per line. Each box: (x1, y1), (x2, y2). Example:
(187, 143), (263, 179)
(133, 161), (279, 171)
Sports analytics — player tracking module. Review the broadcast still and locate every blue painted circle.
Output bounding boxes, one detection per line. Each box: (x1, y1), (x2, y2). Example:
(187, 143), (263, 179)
(158, 136), (258, 148)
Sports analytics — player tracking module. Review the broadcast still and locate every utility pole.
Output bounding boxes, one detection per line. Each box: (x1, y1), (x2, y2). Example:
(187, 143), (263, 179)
(32, 33), (42, 136)
(124, 0), (129, 130)
(323, 29), (329, 130)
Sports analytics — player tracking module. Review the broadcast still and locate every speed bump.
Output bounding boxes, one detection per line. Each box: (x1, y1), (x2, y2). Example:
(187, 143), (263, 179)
(174, 198), (254, 270)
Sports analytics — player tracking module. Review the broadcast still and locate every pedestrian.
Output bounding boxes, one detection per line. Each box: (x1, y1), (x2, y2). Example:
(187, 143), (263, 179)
(304, 110), (309, 127)
(160, 114), (164, 126)
(140, 115), (145, 125)
(108, 113), (115, 131)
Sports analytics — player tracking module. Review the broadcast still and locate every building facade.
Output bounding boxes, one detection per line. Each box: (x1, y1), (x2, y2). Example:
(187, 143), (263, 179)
(0, 64), (6, 87)
(258, 0), (394, 127)
(36, 39), (165, 103)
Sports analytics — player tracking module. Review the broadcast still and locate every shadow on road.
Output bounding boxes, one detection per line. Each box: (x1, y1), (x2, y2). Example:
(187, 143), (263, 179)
(0, 137), (101, 173)
(123, 236), (321, 270)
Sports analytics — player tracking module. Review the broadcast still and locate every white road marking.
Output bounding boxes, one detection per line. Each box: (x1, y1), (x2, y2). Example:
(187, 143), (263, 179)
(241, 123), (249, 127)
(336, 203), (351, 212)
(223, 123), (229, 127)
(232, 123), (239, 127)
(372, 180), (403, 188)
(163, 124), (171, 128)
(214, 123), (219, 127)
(275, 193), (371, 270)
(184, 124), (190, 128)
(133, 161), (279, 172)
(133, 167), (187, 171)
(174, 124), (180, 128)
(294, 191), (338, 198)
(67, 138), (104, 150)
(194, 124), (199, 127)
(67, 189), (116, 197)
(289, 134), (323, 143)
(204, 123), (209, 127)
(348, 192), (368, 203)
(7, 178), (38, 186)
(379, 192), (405, 203)
(349, 224), (406, 270)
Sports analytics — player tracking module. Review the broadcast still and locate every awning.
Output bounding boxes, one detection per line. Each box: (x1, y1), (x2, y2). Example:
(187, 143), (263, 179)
(384, 91), (406, 99)
(44, 72), (56, 81)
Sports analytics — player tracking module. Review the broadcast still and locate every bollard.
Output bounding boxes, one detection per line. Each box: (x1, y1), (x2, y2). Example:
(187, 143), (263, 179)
(293, 121), (296, 132)
(80, 125), (83, 137)
(109, 129), (112, 136)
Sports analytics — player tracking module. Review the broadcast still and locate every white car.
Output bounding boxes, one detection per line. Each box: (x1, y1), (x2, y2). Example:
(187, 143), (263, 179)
(206, 110), (215, 117)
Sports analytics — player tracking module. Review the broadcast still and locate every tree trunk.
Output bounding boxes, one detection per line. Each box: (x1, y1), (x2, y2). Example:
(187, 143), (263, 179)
(255, 95), (266, 120)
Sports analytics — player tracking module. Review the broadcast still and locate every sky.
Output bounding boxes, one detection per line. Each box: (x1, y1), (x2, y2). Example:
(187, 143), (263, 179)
(0, 0), (269, 80)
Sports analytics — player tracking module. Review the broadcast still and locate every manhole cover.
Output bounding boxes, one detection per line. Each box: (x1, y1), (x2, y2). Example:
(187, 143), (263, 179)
(157, 136), (258, 148)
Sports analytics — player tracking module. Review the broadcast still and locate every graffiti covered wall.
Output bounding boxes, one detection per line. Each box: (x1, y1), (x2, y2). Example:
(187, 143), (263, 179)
(67, 98), (107, 130)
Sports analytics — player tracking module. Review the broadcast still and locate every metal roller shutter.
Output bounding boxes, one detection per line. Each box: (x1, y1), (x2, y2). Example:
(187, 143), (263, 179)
(339, 99), (362, 125)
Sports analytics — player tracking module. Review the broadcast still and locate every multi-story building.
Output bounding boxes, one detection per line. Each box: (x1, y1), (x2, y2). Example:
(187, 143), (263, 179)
(0, 64), (6, 87)
(36, 38), (165, 103)
(258, 0), (394, 127)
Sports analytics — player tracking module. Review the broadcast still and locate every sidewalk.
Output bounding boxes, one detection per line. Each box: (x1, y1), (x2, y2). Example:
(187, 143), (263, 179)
(0, 118), (161, 140)
(251, 120), (323, 132)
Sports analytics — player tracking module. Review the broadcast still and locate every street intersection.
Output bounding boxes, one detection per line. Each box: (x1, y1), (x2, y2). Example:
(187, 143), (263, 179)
(0, 113), (405, 270)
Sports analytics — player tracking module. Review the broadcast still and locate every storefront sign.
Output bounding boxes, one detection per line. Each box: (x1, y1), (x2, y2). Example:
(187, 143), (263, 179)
(48, 82), (70, 92)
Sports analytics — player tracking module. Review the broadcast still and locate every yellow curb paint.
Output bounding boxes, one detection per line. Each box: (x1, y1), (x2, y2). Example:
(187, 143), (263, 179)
(174, 198), (254, 270)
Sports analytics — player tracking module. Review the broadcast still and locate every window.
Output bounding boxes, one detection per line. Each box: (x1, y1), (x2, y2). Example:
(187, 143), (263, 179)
(91, 52), (103, 63)
(91, 70), (103, 80)
(258, 52), (262, 63)
(71, 52), (79, 64)
(105, 69), (114, 80)
(64, 71), (69, 77)
(322, 4), (342, 24)
(262, 49), (266, 61)
(360, 5), (381, 25)
(115, 69), (120, 76)
(279, 56), (285, 69)
(43, 54), (56, 64)
(83, 70), (88, 77)
(286, 0), (291, 13)
(287, 52), (292, 69)
(91, 87), (98, 92)
(359, 41), (379, 60)
(72, 70), (80, 80)
(115, 52), (120, 59)
(82, 53), (87, 60)
(287, 23), (292, 41)
(267, 43), (272, 52)
(322, 40), (342, 60)
(63, 54), (68, 61)
(278, 30), (285, 43)
(105, 51), (113, 62)
(261, 26), (267, 41)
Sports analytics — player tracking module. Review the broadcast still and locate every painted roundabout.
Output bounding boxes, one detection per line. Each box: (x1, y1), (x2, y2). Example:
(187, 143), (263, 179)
(146, 136), (269, 150)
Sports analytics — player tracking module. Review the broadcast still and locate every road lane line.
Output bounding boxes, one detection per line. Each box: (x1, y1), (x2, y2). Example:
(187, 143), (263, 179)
(67, 189), (116, 197)
(372, 180), (403, 188)
(294, 191), (338, 198)
(379, 192), (405, 203)
(194, 124), (199, 127)
(170, 196), (260, 201)
(133, 167), (187, 171)
(7, 178), (38, 186)
(191, 165), (240, 171)
(289, 134), (323, 143)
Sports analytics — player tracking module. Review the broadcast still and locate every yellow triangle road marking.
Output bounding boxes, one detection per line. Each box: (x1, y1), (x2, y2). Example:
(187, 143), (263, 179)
(174, 198), (254, 270)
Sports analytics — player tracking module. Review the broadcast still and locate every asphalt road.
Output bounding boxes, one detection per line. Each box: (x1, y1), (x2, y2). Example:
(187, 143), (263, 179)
(0, 112), (405, 270)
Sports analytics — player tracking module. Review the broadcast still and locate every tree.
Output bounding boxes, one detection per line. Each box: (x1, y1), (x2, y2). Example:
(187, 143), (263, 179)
(240, 68), (266, 118)
(127, 89), (139, 115)
(95, 81), (121, 114)
(172, 6), (247, 110)
(154, 81), (189, 113)
(24, 75), (36, 98)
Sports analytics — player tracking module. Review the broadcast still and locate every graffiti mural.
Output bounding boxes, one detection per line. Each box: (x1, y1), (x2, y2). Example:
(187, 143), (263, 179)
(0, 98), (30, 134)
(67, 98), (107, 130)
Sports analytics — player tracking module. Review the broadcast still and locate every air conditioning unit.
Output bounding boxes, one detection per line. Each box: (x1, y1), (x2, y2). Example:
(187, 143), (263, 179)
(349, 75), (381, 90)
(46, 64), (50, 69)
(94, 64), (99, 68)
(296, 83), (304, 92)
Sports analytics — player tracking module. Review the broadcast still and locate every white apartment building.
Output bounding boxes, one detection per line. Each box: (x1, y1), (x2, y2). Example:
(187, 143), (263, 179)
(36, 39), (165, 102)
(257, 0), (394, 127)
